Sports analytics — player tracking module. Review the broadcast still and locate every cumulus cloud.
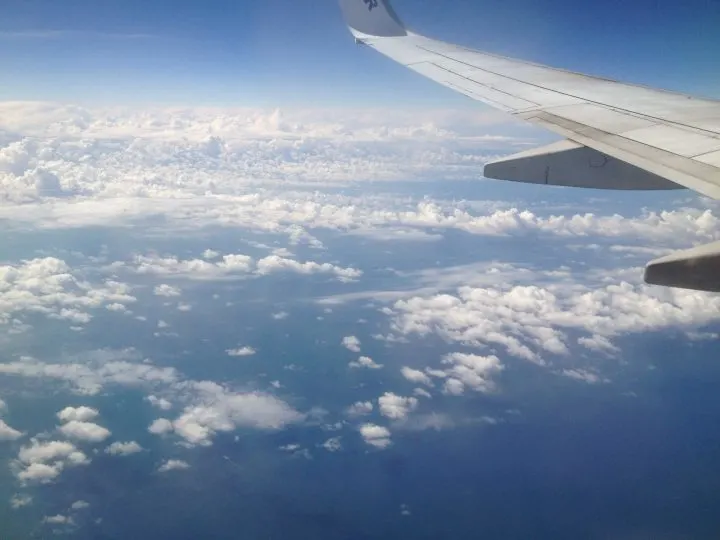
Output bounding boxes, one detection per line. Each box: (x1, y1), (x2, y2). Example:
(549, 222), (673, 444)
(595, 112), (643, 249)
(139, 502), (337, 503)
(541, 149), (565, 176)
(158, 459), (190, 473)
(146, 395), (172, 410)
(168, 382), (304, 446)
(342, 336), (361, 353)
(56, 406), (99, 423)
(58, 420), (111, 443)
(346, 401), (374, 417)
(226, 346), (256, 357)
(401, 367), (433, 387)
(105, 441), (143, 456)
(71, 500), (90, 510)
(359, 424), (392, 449)
(0, 257), (136, 326)
(148, 418), (173, 435)
(378, 393), (418, 421)
(387, 280), (720, 366)
(14, 439), (90, 485)
(154, 284), (181, 297)
(0, 419), (23, 441)
(349, 356), (383, 370)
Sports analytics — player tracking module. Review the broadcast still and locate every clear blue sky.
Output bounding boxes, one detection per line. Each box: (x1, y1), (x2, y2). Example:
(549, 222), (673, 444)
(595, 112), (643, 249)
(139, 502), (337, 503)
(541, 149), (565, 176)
(1, 0), (719, 106)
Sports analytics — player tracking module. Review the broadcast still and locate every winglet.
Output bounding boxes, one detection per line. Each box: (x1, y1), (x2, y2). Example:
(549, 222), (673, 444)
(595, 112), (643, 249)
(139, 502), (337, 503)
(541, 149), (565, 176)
(339, 0), (407, 38)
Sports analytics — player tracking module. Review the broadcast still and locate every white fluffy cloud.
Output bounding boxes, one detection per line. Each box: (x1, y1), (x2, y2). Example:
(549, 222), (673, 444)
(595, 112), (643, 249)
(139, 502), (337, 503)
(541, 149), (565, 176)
(387, 280), (720, 366)
(342, 336), (361, 353)
(146, 395), (172, 410)
(148, 418), (173, 435)
(58, 420), (111, 443)
(71, 500), (90, 510)
(123, 253), (361, 283)
(154, 284), (182, 297)
(168, 382), (304, 446)
(378, 393), (419, 421)
(56, 406), (99, 423)
(105, 441), (143, 456)
(158, 459), (190, 473)
(401, 367), (433, 387)
(359, 424), (392, 449)
(0, 419), (23, 441)
(14, 439), (90, 485)
(349, 356), (383, 370)
(346, 401), (374, 417)
(0, 257), (135, 326)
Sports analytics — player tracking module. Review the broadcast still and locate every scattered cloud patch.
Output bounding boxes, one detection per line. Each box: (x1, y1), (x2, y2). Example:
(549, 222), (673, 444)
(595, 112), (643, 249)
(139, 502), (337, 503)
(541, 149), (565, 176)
(349, 356), (383, 370)
(158, 459), (190, 473)
(226, 346), (257, 357)
(346, 401), (374, 417)
(342, 336), (361, 353)
(154, 284), (181, 297)
(10, 493), (32, 509)
(359, 424), (392, 449)
(105, 441), (143, 456)
(378, 393), (419, 421)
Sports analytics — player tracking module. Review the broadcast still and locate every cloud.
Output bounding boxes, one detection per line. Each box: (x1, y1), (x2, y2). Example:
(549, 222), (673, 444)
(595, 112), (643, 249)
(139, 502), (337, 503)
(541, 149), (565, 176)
(0, 257), (136, 326)
(158, 459), (190, 473)
(105, 441), (143, 456)
(561, 369), (607, 384)
(0, 419), (23, 441)
(167, 382), (304, 447)
(386, 279), (720, 366)
(148, 418), (173, 435)
(58, 420), (111, 443)
(359, 424), (392, 449)
(56, 406), (99, 423)
(346, 401), (373, 417)
(378, 393), (418, 421)
(10, 493), (32, 509)
(43, 514), (74, 525)
(122, 253), (361, 283)
(0, 349), (180, 395)
(349, 356), (383, 370)
(322, 437), (342, 452)
(146, 395), (172, 410)
(154, 284), (182, 297)
(70, 500), (90, 510)
(342, 336), (361, 353)
(226, 346), (257, 357)
(14, 439), (90, 485)
(401, 367), (433, 387)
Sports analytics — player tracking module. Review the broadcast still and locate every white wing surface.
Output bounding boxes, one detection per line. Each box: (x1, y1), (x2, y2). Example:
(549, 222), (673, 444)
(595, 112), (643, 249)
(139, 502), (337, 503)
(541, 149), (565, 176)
(338, 0), (720, 292)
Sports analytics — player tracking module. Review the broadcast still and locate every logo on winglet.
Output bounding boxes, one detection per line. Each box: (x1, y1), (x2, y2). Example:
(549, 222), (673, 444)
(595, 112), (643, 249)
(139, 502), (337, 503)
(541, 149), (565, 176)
(364, 0), (378, 11)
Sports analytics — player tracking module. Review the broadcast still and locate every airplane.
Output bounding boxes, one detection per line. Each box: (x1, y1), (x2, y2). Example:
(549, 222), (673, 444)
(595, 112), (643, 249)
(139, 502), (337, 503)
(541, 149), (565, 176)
(338, 0), (720, 293)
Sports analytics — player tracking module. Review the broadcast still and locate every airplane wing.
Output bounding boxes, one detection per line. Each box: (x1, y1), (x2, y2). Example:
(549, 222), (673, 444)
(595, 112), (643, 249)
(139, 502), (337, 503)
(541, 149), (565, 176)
(338, 0), (720, 293)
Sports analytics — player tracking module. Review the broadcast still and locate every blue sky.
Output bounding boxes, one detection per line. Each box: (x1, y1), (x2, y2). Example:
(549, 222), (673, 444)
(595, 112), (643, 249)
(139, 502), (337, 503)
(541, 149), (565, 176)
(1, 0), (719, 106)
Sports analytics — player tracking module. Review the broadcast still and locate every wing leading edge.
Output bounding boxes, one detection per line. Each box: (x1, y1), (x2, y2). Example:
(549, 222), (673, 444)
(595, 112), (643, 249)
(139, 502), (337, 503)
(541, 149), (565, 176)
(338, 0), (720, 293)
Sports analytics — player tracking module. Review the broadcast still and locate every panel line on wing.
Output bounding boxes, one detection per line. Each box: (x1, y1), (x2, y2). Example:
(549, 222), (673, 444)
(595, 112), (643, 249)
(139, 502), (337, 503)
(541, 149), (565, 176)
(415, 44), (720, 139)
